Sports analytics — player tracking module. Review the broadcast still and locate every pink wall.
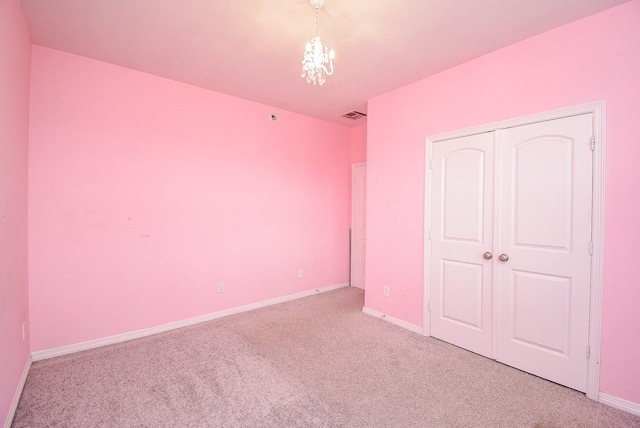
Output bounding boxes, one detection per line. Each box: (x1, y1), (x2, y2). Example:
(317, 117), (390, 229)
(0, 0), (31, 424)
(28, 46), (351, 352)
(366, 0), (640, 404)
(350, 123), (367, 163)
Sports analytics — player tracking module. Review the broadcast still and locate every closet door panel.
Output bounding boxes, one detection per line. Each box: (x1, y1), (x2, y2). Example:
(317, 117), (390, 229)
(429, 132), (495, 358)
(496, 114), (593, 392)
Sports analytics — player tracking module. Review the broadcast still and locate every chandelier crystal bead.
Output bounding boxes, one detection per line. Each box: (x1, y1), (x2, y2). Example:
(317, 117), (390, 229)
(301, 1), (334, 86)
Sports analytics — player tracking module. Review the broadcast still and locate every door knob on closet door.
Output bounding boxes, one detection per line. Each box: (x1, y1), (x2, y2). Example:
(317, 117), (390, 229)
(483, 252), (493, 260)
(499, 253), (509, 262)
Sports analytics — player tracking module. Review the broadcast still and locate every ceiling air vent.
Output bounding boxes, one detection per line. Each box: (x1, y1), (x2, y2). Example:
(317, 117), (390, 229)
(341, 110), (367, 120)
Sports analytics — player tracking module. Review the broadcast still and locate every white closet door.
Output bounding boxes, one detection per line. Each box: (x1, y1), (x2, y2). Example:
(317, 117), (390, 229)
(429, 113), (593, 392)
(430, 132), (495, 358)
(496, 114), (593, 392)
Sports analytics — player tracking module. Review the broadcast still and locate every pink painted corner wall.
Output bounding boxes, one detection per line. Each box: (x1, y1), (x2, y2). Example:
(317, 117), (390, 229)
(350, 123), (367, 163)
(365, 0), (640, 404)
(28, 46), (351, 352)
(0, 0), (31, 424)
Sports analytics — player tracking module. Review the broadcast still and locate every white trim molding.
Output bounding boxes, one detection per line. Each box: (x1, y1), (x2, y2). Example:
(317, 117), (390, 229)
(423, 101), (606, 401)
(362, 306), (424, 335)
(32, 283), (349, 361)
(599, 393), (640, 417)
(4, 356), (31, 428)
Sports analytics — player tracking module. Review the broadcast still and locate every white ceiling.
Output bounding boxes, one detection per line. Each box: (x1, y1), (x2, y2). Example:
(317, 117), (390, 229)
(20, 0), (630, 127)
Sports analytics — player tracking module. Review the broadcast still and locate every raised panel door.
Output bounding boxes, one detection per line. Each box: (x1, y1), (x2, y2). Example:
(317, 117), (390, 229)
(496, 114), (593, 392)
(430, 132), (495, 358)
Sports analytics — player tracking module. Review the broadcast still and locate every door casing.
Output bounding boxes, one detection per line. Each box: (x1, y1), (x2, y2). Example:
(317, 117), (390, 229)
(423, 101), (606, 401)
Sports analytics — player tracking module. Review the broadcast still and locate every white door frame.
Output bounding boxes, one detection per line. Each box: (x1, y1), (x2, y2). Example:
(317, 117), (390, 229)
(423, 101), (606, 401)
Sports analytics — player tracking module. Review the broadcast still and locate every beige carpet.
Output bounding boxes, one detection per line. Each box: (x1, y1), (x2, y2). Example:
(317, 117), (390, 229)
(12, 287), (640, 427)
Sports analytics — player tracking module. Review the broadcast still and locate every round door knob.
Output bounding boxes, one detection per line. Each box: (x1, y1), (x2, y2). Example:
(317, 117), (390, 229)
(499, 253), (509, 262)
(483, 252), (493, 260)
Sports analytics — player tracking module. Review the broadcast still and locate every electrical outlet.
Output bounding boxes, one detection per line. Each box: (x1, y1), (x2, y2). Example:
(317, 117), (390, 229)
(217, 282), (224, 293)
(298, 269), (304, 278)
(383, 285), (390, 297)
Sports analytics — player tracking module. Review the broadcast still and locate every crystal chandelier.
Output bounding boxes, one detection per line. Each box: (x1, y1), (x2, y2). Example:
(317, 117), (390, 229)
(301, 0), (335, 86)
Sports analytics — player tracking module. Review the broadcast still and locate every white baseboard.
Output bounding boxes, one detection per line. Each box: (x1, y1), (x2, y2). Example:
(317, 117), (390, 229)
(32, 283), (349, 361)
(599, 392), (640, 416)
(362, 306), (424, 335)
(3, 356), (31, 428)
